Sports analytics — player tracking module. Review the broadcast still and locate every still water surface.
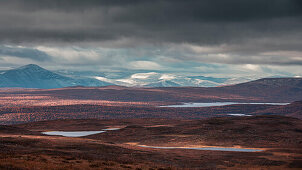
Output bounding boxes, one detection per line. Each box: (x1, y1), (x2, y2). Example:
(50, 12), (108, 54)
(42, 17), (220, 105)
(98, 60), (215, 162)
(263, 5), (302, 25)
(42, 131), (105, 137)
(42, 128), (121, 137)
(138, 145), (263, 152)
(160, 102), (289, 108)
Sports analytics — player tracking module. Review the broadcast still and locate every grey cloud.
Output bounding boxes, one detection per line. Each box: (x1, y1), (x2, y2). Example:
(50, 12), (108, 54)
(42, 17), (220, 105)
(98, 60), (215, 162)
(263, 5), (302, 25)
(0, 0), (301, 44)
(0, 46), (51, 61)
(0, 0), (302, 66)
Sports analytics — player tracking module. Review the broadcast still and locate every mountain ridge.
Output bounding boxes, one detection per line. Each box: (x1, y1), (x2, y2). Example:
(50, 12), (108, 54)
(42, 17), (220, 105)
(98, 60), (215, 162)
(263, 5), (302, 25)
(0, 64), (111, 89)
(0, 64), (301, 89)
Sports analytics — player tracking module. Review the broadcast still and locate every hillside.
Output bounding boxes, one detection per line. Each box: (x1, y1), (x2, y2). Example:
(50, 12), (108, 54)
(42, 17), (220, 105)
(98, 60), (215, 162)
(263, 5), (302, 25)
(220, 78), (302, 100)
(0, 64), (111, 89)
(84, 115), (302, 148)
(0, 124), (38, 135)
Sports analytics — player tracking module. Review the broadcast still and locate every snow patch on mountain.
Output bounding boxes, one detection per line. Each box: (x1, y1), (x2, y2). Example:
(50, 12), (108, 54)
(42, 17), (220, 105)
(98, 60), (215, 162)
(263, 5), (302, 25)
(130, 72), (158, 79)
(159, 74), (176, 80)
(94, 72), (235, 87)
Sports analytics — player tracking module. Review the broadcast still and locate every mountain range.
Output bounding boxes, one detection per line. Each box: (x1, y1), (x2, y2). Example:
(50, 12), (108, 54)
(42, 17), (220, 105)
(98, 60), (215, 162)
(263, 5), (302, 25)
(0, 64), (291, 89)
(0, 64), (111, 89)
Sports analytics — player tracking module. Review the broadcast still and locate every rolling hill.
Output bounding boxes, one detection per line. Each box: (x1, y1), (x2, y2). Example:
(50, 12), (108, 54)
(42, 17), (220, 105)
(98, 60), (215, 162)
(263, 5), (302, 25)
(0, 64), (111, 89)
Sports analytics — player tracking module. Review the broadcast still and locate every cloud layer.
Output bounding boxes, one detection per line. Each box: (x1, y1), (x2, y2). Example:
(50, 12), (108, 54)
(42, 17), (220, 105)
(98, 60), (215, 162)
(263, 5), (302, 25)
(0, 0), (301, 76)
(1, 0), (301, 44)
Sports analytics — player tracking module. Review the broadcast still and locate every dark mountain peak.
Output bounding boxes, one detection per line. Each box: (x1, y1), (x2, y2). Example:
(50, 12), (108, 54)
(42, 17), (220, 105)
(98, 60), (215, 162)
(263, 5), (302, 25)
(15, 64), (45, 71)
(0, 64), (112, 89)
(21, 64), (40, 68)
(4, 64), (57, 78)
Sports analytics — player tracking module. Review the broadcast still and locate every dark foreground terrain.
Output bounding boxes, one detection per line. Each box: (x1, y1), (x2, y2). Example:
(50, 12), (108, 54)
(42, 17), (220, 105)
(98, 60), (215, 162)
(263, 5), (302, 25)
(1, 115), (301, 169)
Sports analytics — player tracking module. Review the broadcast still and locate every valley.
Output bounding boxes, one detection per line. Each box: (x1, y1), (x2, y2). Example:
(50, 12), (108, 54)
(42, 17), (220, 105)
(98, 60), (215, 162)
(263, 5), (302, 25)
(0, 77), (301, 169)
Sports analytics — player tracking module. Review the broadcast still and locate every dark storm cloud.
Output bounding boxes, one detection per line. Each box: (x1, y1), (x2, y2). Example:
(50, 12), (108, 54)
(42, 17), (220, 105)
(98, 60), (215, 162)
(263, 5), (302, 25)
(0, 46), (51, 61)
(0, 0), (302, 67)
(0, 0), (301, 44)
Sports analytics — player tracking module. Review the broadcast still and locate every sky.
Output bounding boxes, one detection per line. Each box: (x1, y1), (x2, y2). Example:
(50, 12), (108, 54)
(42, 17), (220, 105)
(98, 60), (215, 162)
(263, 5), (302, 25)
(0, 0), (301, 78)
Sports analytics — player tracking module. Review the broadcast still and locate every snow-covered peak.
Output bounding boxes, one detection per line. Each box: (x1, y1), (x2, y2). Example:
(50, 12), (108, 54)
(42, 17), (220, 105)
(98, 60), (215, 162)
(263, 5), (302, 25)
(130, 72), (158, 79)
(159, 74), (176, 80)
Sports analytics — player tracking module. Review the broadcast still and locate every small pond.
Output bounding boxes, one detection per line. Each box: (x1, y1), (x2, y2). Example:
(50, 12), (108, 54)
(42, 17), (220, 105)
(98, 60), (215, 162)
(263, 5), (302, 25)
(138, 145), (263, 152)
(159, 102), (289, 108)
(227, 114), (252, 116)
(42, 128), (121, 137)
(42, 131), (105, 137)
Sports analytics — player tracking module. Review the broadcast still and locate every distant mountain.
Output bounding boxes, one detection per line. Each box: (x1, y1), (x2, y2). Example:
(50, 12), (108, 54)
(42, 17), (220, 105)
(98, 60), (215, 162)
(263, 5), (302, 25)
(232, 78), (302, 88)
(217, 78), (302, 102)
(94, 72), (234, 87)
(222, 78), (302, 95)
(0, 64), (296, 89)
(0, 64), (234, 88)
(188, 76), (228, 83)
(145, 80), (181, 87)
(2, 77), (297, 103)
(0, 64), (112, 89)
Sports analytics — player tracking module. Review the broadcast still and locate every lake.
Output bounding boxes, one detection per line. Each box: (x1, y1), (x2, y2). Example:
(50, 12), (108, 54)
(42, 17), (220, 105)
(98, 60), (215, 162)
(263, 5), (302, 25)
(159, 102), (289, 108)
(227, 114), (252, 116)
(42, 127), (121, 137)
(42, 131), (105, 137)
(138, 145), (263, 152)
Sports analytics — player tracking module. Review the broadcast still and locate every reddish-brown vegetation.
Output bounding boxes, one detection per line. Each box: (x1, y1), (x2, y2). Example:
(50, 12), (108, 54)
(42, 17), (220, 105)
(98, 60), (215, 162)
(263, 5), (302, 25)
(0, 104), (279, 124)
(0, 78), (301, 169)
(253, 101), (302, 119)
(0, 115), (301, 169)
(85, 116), (302, 148)
(1, 102), (301, 124)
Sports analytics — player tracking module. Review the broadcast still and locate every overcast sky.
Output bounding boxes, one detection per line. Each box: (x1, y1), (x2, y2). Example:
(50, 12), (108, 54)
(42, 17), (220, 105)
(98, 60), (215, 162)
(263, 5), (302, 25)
(0, 0), (301, 77)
